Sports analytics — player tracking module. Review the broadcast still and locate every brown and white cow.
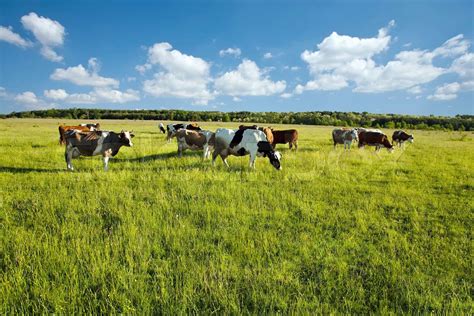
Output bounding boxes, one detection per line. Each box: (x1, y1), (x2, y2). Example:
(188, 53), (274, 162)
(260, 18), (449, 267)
(166, 123), (202, 141)
(58, 125), (94, 145)
(332, 128), (358, 150)
(271, 129), (298, 150)
(172, 129), (215, 159)
(64, 130), (134, 171)
(358, 130), (394, 152)
(392, 130), (414, 147)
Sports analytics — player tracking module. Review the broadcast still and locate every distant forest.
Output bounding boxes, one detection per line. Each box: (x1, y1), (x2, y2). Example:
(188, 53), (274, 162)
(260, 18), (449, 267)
(2, 108), (473, 131)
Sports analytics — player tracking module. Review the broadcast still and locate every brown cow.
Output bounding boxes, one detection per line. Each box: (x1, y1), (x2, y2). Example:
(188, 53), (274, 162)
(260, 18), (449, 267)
(358, 130), (393, 152)
(270, 129), (298, 150)
(58, 125), (94, 145)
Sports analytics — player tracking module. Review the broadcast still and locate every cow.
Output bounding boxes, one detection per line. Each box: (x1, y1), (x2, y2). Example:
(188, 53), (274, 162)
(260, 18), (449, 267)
(166, 123), (202, 141)
(271, 129), (298, 150)
(392, 130), (414, 147)
(158, 122), (166, 134)
(358, 130), (394, 152)
(58, 125), (94, 145)
(172, 129), (215, 159)
(64, 130), (134, 171)
(332, 128), (358, 150)
(212, 128), (282, 170)
(79, 123), (101, 130)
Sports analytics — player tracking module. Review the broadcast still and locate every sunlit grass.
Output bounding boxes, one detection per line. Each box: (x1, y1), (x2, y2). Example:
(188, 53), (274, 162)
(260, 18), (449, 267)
(0, 118), (473, 313)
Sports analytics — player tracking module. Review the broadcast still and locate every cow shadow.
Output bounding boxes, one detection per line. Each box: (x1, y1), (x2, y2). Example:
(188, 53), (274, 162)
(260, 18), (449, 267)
(0, 166), (63, 174)
(114, 150), (203, 163)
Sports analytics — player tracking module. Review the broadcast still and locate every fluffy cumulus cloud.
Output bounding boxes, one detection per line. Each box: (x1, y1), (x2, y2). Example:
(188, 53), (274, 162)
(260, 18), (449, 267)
(21, 12), (66, 62)
(142, 42), (214, 105)
(13, 91), (52, 109)
(44, 88), (140, 104)
(51, 58), (119, 88)
(0, 26), (31, 48)
(297, 20), (473, 96)
(451, 52), (474, 79)
(427, 81), (474, 101)
(214, 59), (286, 96)
(219, 47), (241, 57)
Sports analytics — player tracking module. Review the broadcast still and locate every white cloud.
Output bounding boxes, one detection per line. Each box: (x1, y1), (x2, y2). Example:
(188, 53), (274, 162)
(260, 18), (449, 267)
(21, 12), (65, 62)
(51, 58), (119, 88)
(214, 59), (286, 96)
(0, 26), (31, 48)
(127, 77), (137, 82)
(44, 88), (68, 100)
(298, 21), (473, 95)
(280, 93), (292, 98)
(451, 53), (474, 79)
(232, 96), (242, 102)
(43, 88), (140, 104)
(219, 47), (241, 57)
(427, 81), (474, 101)
(407, 85), (422, 94)
(291, 66), (299, 71)
(15, 91), (39, 104)
(263, 52), (273, 59)
(432, 34), (469, 58)
(135, 63), (152, 75)
(142, 42), (213, 105)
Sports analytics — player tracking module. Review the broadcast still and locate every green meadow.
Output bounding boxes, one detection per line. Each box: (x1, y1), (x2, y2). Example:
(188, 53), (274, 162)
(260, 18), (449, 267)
(0, 118), (472, 314)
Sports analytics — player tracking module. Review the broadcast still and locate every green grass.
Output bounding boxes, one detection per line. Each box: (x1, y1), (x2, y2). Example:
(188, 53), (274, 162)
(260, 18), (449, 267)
(0, 118), (473, 314)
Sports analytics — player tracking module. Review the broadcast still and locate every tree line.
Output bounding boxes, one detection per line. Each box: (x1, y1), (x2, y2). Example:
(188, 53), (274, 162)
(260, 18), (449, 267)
(2, 108), (473, 131)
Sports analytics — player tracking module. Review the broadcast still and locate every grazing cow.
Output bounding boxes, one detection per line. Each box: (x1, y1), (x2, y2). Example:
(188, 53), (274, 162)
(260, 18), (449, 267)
(212, 128), (282, 170)
(332, 128), (358, 150)
(79, 123), (101, 130)
(358, 130), (394, 152)
(172, 129), (215, 159)
(58, 125), (94, 145)
(64, 130), (134, 171)
(158, 123), (166, 134)
(271, 129), (298, 150)
(392, 130), (414, 147)
(166, 123), (202, 141)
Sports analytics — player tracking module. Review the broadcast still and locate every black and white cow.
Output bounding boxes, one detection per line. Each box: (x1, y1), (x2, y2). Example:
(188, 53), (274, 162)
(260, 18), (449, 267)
(64, 130), (134, 171)
(392, 130), (414, 147)
(212, 128), (282, 170)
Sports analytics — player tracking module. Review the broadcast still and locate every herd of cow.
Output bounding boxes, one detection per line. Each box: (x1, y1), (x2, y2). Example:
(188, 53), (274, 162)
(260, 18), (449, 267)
(57, 122), (413, 171)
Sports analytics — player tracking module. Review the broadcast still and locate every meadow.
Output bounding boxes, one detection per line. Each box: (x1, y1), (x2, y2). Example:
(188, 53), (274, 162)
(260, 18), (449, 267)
(0, 118), (472, 314)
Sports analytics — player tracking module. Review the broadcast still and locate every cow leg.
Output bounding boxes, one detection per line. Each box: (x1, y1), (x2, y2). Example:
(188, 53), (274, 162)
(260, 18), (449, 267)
(289, 142), (292, 150)
(212, 150), (219, 166)
(65, 147), (74, 171)
(249, 153), (256, 169)
(221, 154), (230, 168)
(103, 156), (110, 171)
(203, 144), (209, 159)
(294, 141), (298, 150)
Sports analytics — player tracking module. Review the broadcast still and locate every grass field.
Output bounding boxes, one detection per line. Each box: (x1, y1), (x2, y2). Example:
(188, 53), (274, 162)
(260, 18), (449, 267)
(0, 118), (472, 313)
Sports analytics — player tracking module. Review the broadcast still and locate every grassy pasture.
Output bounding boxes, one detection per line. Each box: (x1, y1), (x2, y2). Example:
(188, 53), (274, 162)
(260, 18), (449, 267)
(0, 118), (472, 314)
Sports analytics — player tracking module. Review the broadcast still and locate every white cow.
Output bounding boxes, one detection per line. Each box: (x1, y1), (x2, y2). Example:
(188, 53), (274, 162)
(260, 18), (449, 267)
(212, 128), (282, 170)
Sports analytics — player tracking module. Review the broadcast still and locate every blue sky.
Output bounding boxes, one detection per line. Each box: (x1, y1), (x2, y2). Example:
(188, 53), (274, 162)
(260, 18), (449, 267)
(0, 0), (473, 115)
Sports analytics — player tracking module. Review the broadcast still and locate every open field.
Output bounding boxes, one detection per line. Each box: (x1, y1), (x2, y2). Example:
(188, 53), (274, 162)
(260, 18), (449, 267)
(0, 118), (473, 313)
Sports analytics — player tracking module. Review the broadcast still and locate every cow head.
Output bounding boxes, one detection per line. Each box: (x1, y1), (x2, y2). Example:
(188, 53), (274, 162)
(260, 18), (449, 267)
(257, 141), (282, 170)
(350, 129), (359, 142)
(408, 135), (414, 143)
(383, 137), (394, 152)
(120, 130), (134, 147)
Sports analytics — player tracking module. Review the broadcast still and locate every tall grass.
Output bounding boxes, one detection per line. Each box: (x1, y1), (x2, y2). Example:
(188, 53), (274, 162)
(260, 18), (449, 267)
(0, 119), (472, 313)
